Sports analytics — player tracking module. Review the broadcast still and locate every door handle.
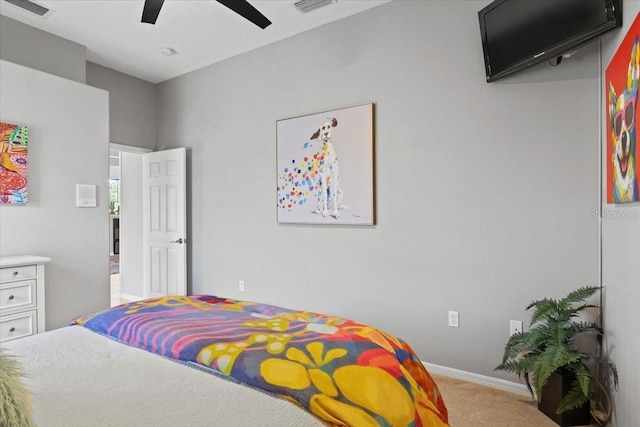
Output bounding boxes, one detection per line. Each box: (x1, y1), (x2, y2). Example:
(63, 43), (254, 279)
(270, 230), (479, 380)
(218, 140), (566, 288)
(170, 238), (186, 244)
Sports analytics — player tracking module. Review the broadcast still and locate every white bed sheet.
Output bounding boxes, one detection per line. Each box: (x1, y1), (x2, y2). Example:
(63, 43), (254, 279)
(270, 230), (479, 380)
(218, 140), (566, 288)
(4, 326), (328, 427)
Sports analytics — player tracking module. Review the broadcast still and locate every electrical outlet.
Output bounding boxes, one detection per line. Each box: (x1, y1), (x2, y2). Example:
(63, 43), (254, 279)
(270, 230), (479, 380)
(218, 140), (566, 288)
(448, 311), (459, 328)
(510, 320), (523, 336)
(239, 280), (245, 292)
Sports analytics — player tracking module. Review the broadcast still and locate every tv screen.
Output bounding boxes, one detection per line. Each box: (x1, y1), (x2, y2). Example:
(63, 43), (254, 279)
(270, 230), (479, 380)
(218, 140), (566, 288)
(478, 0), (622, 82)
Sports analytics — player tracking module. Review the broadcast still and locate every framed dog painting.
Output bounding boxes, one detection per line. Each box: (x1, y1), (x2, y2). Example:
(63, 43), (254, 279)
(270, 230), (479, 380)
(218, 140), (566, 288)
(0, 122), (28, 204)
(606, 13), (640, 204)
(276, 103), (374, 225)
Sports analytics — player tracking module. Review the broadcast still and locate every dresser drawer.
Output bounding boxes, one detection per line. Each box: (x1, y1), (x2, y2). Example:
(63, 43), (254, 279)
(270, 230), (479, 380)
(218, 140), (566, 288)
(0, 310), (37, 342)
(0, 265), (37, 282)
(0, 280), (36, 314)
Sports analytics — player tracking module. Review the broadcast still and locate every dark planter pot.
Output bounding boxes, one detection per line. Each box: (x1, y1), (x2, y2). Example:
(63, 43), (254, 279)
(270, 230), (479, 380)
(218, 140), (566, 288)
(538, 370), (591, 426)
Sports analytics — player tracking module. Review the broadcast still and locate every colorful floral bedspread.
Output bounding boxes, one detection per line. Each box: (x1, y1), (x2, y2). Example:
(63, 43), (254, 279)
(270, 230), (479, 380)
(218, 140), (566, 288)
(72, 296), (449, 427)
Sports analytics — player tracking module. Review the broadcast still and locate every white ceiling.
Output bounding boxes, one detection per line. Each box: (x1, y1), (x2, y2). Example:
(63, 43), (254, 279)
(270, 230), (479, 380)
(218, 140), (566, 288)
(0, 0), (391, 84)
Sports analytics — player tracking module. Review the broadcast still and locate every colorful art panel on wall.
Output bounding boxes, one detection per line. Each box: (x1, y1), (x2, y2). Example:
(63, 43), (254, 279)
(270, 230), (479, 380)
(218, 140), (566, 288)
(0, 122), (28, 204)
(276, 103), (374, 225)
(605, 12), (640, 204)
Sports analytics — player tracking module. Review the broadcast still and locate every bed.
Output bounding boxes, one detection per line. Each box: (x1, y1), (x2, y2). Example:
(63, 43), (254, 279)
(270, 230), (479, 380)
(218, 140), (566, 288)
(4, 295), (449, 426)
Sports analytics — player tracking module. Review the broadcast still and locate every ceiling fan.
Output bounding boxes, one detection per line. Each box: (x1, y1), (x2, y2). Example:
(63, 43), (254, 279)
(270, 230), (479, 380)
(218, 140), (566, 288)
(141, 0), (271, 29)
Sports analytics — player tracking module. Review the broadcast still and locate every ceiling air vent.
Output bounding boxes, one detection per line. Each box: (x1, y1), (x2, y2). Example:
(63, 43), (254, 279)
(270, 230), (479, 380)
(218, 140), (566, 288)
(2, 0), (54, 19)
(293, 0), (336, 14)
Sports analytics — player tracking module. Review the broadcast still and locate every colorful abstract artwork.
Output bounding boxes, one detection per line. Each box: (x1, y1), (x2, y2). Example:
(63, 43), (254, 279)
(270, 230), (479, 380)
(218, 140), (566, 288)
(0, 122), (28, 204)
(277, 103), (374, 225)
(606, 12), (640, 203)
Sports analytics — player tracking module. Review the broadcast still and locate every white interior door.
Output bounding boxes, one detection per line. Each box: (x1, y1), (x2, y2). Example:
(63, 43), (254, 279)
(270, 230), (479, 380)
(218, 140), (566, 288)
(120, 152), (144, 300)
(142, 148), (187, 298)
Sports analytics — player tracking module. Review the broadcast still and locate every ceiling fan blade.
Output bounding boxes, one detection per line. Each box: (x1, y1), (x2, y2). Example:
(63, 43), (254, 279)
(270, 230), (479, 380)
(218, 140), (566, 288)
(215, 0), (272, 29)
(141, 0), (165, 24)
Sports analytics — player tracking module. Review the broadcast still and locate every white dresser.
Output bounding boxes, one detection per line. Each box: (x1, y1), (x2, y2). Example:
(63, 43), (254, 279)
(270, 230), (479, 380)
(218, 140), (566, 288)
(0, 255), (50, 342)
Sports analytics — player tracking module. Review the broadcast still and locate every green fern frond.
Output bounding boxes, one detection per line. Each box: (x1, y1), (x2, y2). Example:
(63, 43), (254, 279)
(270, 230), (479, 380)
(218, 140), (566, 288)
(531, 343), (578, 398)
(500, 332), (528, 363)
(517, 324), (550, 351)
(563, 286), (600, 305)
(496, 285), (616, 416)
(557, 378), (589, 413)
(565, 321), (601, 334)
(562, 304), (598, 322)
(495, 357), (536, 376)
(524, 372), (534, 398)
(528, 286), (600, 325)
(528, 298), (558, 325)
(594, 357), (619, 392)
(568, 361), (593, 398)
(500, 326), (548, 363)
(564, 322), (602, 342)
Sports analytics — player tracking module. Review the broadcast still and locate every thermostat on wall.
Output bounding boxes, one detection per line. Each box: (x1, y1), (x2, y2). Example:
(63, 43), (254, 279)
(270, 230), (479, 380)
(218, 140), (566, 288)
(76, 184), (97, 207)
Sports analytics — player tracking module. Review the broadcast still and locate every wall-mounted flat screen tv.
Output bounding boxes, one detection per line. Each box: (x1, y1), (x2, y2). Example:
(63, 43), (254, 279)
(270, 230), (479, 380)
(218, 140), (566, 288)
(478, 0), (622, 82)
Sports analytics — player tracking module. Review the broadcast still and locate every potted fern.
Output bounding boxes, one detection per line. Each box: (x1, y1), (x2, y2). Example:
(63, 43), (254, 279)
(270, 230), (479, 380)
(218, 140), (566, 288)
(496, 286), (618, 426)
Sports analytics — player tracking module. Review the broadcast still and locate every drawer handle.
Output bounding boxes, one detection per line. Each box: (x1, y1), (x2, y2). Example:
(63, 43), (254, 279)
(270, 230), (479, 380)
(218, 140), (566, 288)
(13, 271), (19, 276)
(9, 327), (16, 333)
(8, 295), (15, 300)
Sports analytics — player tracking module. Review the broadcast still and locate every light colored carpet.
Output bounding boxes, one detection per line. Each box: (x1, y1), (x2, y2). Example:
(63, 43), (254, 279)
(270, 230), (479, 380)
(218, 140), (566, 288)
(432, 374), (576, 427)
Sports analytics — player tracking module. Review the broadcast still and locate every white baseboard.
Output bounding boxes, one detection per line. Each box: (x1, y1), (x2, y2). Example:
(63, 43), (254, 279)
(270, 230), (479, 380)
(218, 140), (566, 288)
(119, 293), (145, 302)
(423, 361), (531, 396)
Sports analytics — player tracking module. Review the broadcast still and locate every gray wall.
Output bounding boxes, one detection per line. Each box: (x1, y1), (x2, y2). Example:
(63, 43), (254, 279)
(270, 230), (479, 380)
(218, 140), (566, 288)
(87, 62), (157, 150)
(157, 0), (601, 391)
(600, 2), (640, 424)
(0, 17), (157, 322)
(0, 15), (86, 84)
(85, 63), (156, 300)
(2, 1), (637, 424)
(0, 60), (110, 330)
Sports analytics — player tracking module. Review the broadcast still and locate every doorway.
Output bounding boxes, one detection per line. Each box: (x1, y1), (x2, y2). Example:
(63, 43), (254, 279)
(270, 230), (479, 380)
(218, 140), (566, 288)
(109, 143), (152, 306)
